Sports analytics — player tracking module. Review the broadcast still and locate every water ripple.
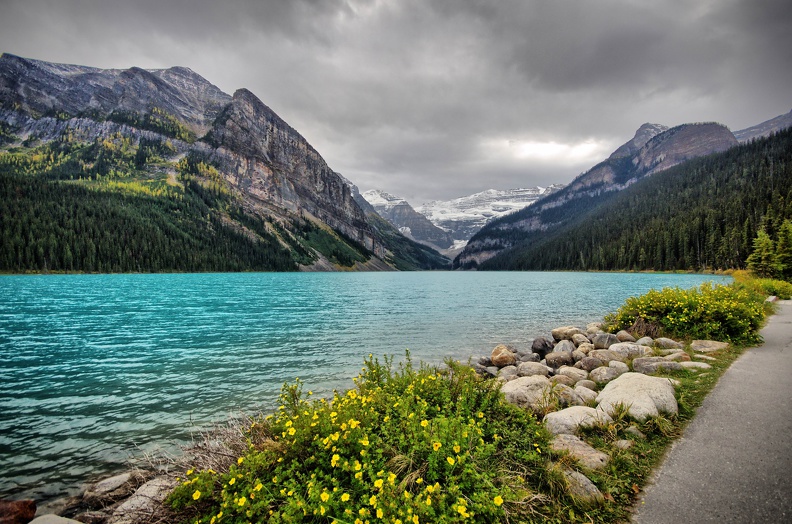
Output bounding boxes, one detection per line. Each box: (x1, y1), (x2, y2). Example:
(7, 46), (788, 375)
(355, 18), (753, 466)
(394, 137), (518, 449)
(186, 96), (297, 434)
(0, 271), (728, 500)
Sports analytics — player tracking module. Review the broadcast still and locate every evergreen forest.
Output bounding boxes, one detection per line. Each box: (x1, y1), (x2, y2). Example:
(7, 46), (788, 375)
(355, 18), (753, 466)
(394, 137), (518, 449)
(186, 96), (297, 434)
(479, 128), (792, 272)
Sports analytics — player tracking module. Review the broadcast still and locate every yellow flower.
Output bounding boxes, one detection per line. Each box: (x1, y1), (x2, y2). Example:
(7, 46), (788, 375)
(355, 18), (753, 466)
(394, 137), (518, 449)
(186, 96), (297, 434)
(420, 419), (428, 427)
(254, 482), (263, 491)
(383, 416), (390, 423)
(416, 478), (423, 484)
(432, 442), (441, 451)
(237, 497), (247, 506)
(446, 456), (455, 466)
(355, 471), (363, 479)
(369, 495), (377, 507)
(237, 457), (244, 465)
(426, 495), (432, 506)
(354, 460), (362, 471)
(494, 495), (504, 506)
(186, 469), (194, 476)
(341, 493), (350, 502)
(374, 479), (384, 489)
(453, 445), (461, 453)
(412, 516), (419, 524)
(228, 477), (236, 486)
(360, 436), (369, 446)
(192, 490), (201, 500)
(331, 454), (340, 467)
(288, 427), (296, 436)
(388, 472), (397, 484)
(477, 412), (484, 418)
(320, 492), (330, 502)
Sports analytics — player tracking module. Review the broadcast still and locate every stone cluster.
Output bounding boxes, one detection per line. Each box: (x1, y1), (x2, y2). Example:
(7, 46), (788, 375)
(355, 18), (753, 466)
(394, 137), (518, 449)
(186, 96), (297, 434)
(473, 323), (729, 504)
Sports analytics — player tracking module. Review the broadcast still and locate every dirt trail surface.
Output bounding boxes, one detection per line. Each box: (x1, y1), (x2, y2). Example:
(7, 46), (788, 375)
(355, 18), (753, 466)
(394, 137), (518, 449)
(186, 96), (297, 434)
(632, 300), (792, 523)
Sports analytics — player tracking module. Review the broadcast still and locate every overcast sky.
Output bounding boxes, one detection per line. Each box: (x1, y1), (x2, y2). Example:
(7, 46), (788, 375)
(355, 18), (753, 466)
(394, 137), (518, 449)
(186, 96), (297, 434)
(1, 0), (790, 204)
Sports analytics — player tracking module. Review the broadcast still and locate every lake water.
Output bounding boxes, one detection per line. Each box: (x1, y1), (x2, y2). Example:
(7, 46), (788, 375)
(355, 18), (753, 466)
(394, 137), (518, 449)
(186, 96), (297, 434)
(0, 271), (729, 501)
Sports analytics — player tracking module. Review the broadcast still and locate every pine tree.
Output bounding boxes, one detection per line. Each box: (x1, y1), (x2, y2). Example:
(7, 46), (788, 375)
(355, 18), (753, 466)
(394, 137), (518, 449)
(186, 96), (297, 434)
(776, 219), (792, 280)
(746, 230), (782, 278)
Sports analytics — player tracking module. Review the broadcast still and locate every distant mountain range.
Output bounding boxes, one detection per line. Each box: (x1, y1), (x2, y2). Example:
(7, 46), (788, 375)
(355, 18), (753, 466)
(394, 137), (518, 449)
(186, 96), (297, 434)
(0, 53), (450, 272)
(360, 185), (564, 256)
(455, 110), (792, 269)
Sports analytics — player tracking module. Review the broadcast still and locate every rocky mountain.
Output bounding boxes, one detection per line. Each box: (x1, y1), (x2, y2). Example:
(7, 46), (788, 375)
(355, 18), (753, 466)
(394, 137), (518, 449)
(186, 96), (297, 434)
(733, 108), (792, 143)
(456, 122), (739, 268)
(0, 53), (448, 271)
(361, 190), (455, 250)
(416, 186), (564, 242)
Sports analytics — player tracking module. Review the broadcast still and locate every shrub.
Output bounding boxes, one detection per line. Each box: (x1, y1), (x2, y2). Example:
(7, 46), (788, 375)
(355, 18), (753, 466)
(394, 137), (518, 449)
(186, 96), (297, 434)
(168, 355), (551, 523)
(736, 278), (792, 300)
(604, 282), (765, 344)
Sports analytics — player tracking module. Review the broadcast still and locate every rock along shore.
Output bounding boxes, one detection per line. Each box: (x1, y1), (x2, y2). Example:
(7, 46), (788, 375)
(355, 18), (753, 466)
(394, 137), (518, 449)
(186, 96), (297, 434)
(2, 322), (732, 524)
(470, 321), (728, 504)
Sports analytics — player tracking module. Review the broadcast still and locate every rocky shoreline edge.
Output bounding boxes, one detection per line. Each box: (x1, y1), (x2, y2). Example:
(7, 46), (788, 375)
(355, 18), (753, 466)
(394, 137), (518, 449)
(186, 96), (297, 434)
(1, 322), (734, 524)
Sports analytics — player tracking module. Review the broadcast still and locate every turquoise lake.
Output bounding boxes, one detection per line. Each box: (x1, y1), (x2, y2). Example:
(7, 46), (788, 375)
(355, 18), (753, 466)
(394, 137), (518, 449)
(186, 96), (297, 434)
(0, 271), (730, 501)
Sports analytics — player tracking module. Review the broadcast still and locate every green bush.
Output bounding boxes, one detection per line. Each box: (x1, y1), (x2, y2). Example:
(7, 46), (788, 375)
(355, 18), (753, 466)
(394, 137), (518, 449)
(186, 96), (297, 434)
(168, 355), (551, 523)
(737, 278), (792, 300)
(604, 282), (765, 344)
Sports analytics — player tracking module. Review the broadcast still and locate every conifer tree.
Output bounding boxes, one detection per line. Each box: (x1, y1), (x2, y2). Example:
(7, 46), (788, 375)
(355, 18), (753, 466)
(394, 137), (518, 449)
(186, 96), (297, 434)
(746, 229), (782, 278)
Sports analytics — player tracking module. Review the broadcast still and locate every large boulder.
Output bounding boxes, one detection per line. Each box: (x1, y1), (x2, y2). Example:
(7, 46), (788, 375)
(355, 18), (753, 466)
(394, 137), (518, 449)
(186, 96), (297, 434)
(0, 500), (36, 524)
(109, 477), (177, 524)
(552, 326), (584, 341)
(588, 349), (626, 364)
(574, 384), (598, 404)
(616, 330), (636, 342)
(545, 351), (574, 368)
(547, 383), (587, 409)
(595, 372), (678, 421)
(632, 357), (683, 374)
(517, 361), (550, 377)
(690, 340), (729, 353)
(562, 468), (604, 505)
(592, 333), (619, 349)
(654, 337), (684, 349)
(491, 344), (517, 367)
(607, 343), (653, 359)
(550, 375), (576, 387)
(531, 337), (555, 359)
(557, 366), (588, 384)
(577, 356), (604, 371)
(544, 406), (613, 435)
(554, 339), (577, 355)
(577, 342), (595, 355)
(608, 360), (629, 376)
(498, 365), (519, 381)
(501, 375), (551, 409)
(551, 434), (610, 470)
(635, 336), (654, 346)
(589, 366), (621, 384)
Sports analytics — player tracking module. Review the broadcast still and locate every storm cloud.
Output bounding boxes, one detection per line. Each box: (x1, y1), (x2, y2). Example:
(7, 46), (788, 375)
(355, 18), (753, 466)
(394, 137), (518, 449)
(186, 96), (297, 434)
(1, 0), (790, 204)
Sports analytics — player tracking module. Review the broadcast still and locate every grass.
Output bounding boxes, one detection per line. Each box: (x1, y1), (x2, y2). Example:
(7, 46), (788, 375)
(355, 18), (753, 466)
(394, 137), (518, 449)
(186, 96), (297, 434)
(156, 275), (787, 523)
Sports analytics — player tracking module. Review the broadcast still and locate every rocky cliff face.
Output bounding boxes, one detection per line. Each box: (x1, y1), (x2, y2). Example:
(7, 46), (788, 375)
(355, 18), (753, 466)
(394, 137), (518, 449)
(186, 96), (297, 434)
(456, 122), (739, 268)
(0, 53), (388, 264)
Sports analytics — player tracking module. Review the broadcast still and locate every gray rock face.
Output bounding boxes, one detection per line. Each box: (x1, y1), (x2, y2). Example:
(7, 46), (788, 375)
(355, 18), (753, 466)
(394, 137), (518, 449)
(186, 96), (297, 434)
(562, 468), (604, 505)
(632, 357), (683, 374)
(589, 366), (620, 384)
(544, 406), (613, 435)
(109, 477), (177, 524)
(578, 356), (604, 371)
(501, 375), (551, 409)
(517, 361), (549, 377)
(655, 337), (684, 349)
(592, 333), (620, 349)
(608, 343), (653, 359)
(588, 349), (626, 364)
(551, 434), (610, 470)
(690, 340), (729, 353)
(616, 330), (636, 342)
(557, 366), (588, 384)
(531, 337), (555, 359)
(595, 372), (678, 421)
(545, 351), (574, 368)
(554, 339), (577, 355)
(362, 190), (454, 249)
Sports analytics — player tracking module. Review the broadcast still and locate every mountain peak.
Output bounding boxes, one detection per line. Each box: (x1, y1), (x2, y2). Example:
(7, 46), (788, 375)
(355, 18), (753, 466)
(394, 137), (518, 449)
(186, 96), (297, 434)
(362, 189), (407, 209)
(609, 122), (669, 159)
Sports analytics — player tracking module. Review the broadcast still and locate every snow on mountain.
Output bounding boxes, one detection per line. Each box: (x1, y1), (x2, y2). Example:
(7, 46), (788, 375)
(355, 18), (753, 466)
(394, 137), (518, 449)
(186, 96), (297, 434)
(361, 190), (407, 210)
(416, 185), (565, 241)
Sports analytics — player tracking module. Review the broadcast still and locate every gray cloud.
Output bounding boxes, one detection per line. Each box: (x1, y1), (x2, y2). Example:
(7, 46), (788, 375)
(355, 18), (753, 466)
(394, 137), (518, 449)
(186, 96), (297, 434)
(1, 0), (790, 204)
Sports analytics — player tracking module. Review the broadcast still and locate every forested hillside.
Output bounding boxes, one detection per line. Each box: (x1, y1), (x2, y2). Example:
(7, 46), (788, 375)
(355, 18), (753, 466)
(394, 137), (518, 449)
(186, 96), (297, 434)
(0, 133), (446, 272)
(481, 128), (792, 271)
